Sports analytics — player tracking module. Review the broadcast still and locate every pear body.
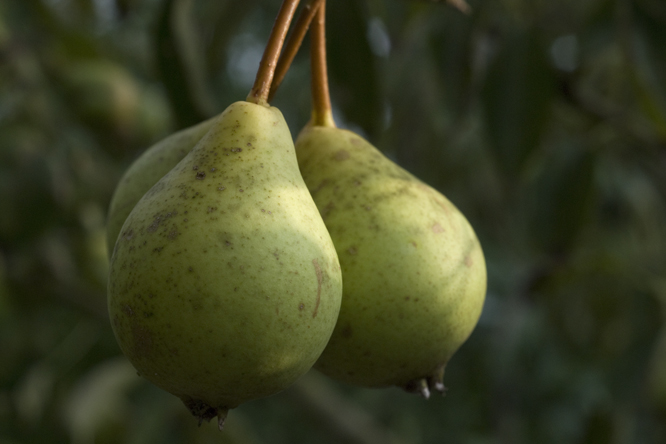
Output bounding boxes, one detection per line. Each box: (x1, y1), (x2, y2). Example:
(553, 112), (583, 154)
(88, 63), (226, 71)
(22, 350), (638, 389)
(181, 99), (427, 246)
(108, 102), (342, 420)
(295, 125), (486, 391)
(106, 116), (217, 256)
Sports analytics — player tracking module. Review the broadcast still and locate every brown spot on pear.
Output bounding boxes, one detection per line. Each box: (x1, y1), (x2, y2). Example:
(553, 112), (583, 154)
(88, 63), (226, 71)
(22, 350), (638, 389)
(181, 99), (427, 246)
(106, 117), (218, 256)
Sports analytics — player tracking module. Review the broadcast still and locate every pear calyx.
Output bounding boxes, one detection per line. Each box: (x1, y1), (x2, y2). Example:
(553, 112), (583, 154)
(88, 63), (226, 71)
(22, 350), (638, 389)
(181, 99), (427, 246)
(181, 397), (229, 430)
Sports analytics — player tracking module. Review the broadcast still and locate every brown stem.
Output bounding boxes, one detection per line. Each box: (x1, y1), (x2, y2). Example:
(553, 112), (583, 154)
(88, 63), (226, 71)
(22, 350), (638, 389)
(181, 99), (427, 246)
(310, 0), (335, 127)
(246, 0), (301, 105)
(269, 0), (324, 102)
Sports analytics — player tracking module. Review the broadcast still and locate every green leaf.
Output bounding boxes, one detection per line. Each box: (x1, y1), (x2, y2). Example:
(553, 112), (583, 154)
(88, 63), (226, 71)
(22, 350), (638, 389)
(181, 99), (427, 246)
(327, 0), (382, 138)
(428, 8), (473, 119)
(199, 0), (255, 77)
(156, 0), (212, 129)
(525, 142), (595, 255)
(632, 3), (666, 138)
(482, 28), (555, 177)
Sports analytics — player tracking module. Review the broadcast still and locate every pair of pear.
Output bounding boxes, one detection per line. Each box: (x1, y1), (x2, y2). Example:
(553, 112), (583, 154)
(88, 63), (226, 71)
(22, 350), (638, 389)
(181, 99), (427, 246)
(107, 98), (486, 426)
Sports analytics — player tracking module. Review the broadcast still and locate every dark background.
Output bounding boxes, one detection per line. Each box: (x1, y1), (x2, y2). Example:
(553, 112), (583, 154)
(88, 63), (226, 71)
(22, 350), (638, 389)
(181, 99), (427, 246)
(1, 0), (666, 443)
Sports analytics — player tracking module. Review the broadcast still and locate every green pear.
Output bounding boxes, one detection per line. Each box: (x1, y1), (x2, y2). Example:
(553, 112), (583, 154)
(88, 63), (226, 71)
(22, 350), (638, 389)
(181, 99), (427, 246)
(295, 125), (486, 396)
(106, 116), (217, 256)
(107, 101), (343, 427)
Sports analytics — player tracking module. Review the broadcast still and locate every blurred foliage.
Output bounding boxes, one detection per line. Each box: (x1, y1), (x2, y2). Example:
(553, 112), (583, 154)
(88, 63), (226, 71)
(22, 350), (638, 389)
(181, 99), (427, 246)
(1, 0), (666, 443)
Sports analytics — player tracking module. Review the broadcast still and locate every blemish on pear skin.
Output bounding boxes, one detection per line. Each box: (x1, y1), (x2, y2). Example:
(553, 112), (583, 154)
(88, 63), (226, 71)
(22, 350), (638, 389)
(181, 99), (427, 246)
(334, 150), (350, 161)
(310, 179), (329, 197)
(195, 171), (206, 180)
(122, 305), (153, 358)
(432, 223), (445, 233)
(122, 305), (134, 317)
(312, 259), (322, 318)
(131, 322), (153, 358)
(321, 202), (335, 218)
(147, 211), (178, 233)
(464, 254), (473, 267)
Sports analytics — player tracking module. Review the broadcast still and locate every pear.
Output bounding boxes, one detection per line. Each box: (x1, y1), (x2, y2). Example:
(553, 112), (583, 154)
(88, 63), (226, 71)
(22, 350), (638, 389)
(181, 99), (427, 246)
(295, 125), (486, 396)
(107, 101), (343, 426)
(106, 116), (217, 256)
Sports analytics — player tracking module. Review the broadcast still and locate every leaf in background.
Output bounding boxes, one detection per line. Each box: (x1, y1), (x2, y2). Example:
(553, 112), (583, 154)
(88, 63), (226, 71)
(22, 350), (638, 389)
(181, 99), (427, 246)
(15, 0), (101, 60)
(633, 0), (666, 63)
(156, 0), (212, 129)
(200, 0), (255, 77)
(408, 0), (471, 15)
(71, 0), (95, 20)
(482, 28), (555, 177)
(525, 141), (595, 255)
(64, 358), (138, 444)
(116, 0), (138, 19)
(0, 154), (61, 245)
(427, 7), (473, 120)
(631, 2), (666, 139)
(327, 0), (382, 139)
(378, 11), (451, 183)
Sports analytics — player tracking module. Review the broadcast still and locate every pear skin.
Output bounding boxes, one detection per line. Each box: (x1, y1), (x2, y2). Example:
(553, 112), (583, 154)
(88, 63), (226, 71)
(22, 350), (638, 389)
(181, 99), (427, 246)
(106, 116), (217, 256)
(107, 102), (342, 424)
(295, 125), (486, 394)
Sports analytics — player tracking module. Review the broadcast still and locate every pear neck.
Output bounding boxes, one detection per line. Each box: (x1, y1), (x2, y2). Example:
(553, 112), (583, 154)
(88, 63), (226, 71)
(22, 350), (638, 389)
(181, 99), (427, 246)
(311, 109), (335, 128)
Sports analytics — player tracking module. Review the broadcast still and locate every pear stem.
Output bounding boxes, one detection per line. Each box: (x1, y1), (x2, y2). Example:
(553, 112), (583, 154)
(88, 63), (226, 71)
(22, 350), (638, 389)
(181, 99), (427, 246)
(247, 0), (301, 105)
(269, 0), (324, 102)
(310, 0), (335, 127)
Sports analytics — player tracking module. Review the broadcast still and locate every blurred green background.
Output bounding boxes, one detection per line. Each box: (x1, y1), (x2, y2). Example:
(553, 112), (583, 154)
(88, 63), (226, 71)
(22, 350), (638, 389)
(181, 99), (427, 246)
(1, 0), (666, 443)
